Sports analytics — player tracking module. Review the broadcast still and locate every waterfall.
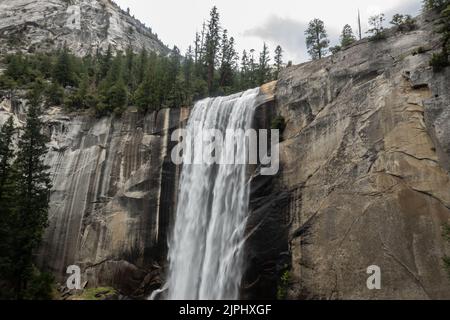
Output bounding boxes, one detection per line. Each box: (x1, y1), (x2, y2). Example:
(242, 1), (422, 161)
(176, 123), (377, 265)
(166, 88), (260, 300)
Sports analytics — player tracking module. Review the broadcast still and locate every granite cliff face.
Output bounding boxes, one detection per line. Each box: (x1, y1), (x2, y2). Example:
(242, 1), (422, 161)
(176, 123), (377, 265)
(0, 8), (449, 300)
(244, 14), (450, 299)
(0, 100), (188, 297)
(0, 0), (170, 56)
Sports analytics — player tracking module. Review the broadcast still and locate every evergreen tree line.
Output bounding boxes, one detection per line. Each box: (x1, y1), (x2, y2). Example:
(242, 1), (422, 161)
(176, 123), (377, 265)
(304, 11), (418, 60)
(0, 6), (285, 116)
(305, 0), (449, 70)
(0, 89), (53, 299)
(189, 6), (284, 96)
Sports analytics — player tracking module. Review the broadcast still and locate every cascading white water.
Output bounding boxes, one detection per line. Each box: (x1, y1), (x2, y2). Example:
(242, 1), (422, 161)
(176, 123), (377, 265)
(166, 88), (260, 300)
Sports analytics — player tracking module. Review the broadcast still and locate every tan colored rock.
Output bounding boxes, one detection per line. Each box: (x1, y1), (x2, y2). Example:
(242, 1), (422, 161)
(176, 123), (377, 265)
(246, 13), (450, 299)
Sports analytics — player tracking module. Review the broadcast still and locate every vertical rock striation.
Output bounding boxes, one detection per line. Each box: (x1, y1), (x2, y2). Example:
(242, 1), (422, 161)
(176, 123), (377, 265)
(245, 14), (450, 299)
(33, 107), (189, 297)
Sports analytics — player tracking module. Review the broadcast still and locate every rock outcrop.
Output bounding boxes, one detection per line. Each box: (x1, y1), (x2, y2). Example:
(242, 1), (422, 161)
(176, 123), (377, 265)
(0, 0), (170, 56)
(243, 13), (450, 299)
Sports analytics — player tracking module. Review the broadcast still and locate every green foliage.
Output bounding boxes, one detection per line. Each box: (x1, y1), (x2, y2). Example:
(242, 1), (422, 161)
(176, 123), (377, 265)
(26, 78), (47, 107)
(77, 287), (117, 300)
(277, 270), (291, 300)
(12, 103), (52, 299)
(390, 14), (416, 32)
(273, 45), (284, 79)
(0, 117), (15, 201)
(0, 118), (16, 288)
(4, 53), (33, 85)
(340, 24), (356, 47)
(330, 45), (342, 55)
(413, 46), (427, 55)
(444, 256), (450, 276)
(443, 224), (450, 241)
(423, 0), (449, 11)
(204, 6), (221, 95)
(258, 43), (271, 85)
(430, 51), (449, 72)
(428, 2), (450, 72)
(218, 30), (238, 89)
(45, 82), (65, 106)
(367, 14), (387, 41)
(53, 46), (77, 87)
(271, 115), (286, 133)
(443, 224), (450, 279)
(24, 268), (55, 300)
(0, 75), (17, 91)
(0, 103), (53, 299)
(305, 18), (330, 59)
(1, 6), (283, 116)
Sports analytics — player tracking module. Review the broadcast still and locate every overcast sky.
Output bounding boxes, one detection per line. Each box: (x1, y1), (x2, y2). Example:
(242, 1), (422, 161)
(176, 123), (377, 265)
(114, 0), (421, 63)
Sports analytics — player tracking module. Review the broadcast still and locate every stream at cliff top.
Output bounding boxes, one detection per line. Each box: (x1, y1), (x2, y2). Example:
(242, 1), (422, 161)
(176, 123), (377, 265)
(165, 88), (260, 300)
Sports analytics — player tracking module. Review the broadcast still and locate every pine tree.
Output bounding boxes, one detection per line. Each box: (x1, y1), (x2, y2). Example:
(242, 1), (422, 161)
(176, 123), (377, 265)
(305, 18), (330, 59)
(135, 48), (148, 86)
(134, 74), (155, 112)
(53, 45), (76, 87)
(107, 77), (128, 115)
(194, 32), (201, 64)
(167, 75), (188, 108)
(124, 45), (136, 91)
(0, 117), (15, 205)
(169, 46), (181, 82)
(12, 99), (51, 299)
(26, 78), (46, 108)
(367, 14), (386, 40)
(258, 43), (271, 85)
(99, 44), (113, 81)
(183, 46), (194, 99)
(240, 50), (250, 89)
(340, 24), (356, 47)
(0, 117), (16, 299)
(204, 6), (221, 94)
(46, 82), (65, 106)
(5, 54), (31, 85)
(197, 21), (207, 77)
(249, 49), (257, 87)
(219, 30), (238, 89)
(274, 45), (284, 79)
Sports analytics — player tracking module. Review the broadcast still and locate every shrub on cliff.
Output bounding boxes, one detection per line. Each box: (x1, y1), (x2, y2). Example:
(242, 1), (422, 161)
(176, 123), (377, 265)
(271, 115), (287, 135)
(277, 270), (291, 300)
(430, 51), (449, 72)
(443, 224), (450, 279)
(390, 14), (417, 32)
(427, 1), (450, 72)
(367, 14), (387, 41)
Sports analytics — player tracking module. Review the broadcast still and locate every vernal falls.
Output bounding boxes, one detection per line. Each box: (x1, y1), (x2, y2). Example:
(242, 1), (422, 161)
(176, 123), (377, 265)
(161, 88), (260, 300)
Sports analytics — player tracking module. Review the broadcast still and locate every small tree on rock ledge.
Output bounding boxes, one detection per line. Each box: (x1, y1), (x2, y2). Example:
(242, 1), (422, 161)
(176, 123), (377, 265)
(305, 18), (330, 60)
(367, 14), (386, 41)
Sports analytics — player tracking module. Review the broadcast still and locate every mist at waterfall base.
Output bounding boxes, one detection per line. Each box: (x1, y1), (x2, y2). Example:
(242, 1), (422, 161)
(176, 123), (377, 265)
(156, 88), (260, 300)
